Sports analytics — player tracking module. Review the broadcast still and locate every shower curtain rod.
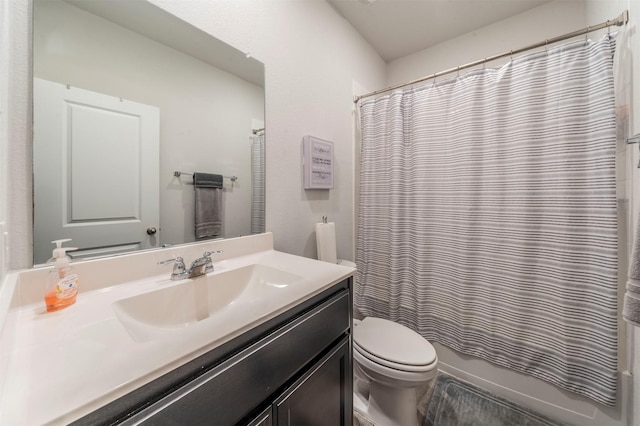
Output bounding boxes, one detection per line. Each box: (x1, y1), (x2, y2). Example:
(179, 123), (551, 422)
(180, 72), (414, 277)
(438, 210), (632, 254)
(353, 10), (629, 104)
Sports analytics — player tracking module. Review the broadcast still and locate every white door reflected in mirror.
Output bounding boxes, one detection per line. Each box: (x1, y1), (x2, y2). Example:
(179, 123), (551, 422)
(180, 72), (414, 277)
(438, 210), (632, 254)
(33, 78), (160, 264)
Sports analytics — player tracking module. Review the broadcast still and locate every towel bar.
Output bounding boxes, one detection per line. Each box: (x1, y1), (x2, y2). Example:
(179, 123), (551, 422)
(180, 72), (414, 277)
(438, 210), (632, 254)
(174, 171), (238, 182)
(627, 134), (640, 168)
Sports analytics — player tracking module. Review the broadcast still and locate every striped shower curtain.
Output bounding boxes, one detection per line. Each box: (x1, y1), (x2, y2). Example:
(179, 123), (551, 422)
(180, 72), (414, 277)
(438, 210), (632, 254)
(251, 132), (265, 234)
(355, 36), (618, 406)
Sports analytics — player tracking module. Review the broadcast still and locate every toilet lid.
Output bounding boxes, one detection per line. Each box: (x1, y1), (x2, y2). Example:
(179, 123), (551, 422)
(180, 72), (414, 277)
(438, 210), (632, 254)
(353, 317), (436, 367)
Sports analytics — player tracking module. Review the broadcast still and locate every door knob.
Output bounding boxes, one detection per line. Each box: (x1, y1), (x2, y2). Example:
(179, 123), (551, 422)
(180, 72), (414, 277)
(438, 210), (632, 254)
(147, 227), (157, 235)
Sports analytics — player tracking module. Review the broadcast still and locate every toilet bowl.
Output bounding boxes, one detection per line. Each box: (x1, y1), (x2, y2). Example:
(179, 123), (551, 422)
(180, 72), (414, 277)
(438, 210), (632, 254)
(353, 317), (438, 426)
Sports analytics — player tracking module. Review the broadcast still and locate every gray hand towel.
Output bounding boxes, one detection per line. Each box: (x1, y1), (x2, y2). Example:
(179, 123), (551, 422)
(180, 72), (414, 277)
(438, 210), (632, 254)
(623, 213), (640, 326)
(193, 172), (223, 189)
(194, 173), (223, 239)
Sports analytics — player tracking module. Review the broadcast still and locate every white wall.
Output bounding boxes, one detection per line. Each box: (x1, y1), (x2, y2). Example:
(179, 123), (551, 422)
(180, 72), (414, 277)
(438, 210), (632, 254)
(0, 0), (9, 280)
(32, 0), (264, 259)
(386, 1), (636, 425)
(1, 0), (386, 270)
(0, 0), (31, 272)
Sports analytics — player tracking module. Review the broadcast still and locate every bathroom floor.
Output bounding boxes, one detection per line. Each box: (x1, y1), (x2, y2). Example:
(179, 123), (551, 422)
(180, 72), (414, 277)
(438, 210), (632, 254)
(354, 372), (568, 426)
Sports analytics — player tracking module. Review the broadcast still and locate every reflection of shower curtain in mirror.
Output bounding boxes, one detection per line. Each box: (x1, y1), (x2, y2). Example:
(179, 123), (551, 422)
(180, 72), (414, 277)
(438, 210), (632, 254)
(356, 36), (619, 406)
(251, 133), (265, 234)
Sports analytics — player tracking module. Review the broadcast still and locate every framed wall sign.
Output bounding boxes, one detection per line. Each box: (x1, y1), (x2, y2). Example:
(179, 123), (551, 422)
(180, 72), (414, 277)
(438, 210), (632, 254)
(302, 135), (334, 189)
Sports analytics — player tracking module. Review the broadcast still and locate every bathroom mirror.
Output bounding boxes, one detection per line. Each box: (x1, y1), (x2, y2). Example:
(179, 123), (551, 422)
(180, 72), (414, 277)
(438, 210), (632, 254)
(32, 0), (265, 265)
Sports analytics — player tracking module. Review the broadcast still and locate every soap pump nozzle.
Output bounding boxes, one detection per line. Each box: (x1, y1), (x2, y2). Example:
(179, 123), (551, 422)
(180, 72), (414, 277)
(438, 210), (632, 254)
(48, 239), (78, 269)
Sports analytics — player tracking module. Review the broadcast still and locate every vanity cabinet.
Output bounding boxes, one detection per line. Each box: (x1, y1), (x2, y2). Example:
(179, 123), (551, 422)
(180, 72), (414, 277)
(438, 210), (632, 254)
(73, 278), (352, 426)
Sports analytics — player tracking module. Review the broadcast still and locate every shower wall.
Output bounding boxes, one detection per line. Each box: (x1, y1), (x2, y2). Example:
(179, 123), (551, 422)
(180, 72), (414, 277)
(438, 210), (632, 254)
(384, 0), (637, 425)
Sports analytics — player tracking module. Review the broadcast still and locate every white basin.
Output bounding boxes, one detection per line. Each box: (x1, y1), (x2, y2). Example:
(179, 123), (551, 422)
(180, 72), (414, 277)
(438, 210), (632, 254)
(112, 264), (302, 341)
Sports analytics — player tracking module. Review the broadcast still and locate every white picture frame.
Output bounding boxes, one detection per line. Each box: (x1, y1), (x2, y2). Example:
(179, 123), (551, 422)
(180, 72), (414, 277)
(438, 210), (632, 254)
(302, 135), (334, 189)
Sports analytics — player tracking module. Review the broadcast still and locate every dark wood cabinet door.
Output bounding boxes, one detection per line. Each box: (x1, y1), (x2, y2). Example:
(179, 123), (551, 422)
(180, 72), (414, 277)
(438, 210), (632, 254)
(274, 338), (352, 426)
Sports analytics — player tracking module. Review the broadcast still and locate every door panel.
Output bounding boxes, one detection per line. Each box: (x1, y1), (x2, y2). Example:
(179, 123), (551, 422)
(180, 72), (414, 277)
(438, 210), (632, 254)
(69, 103), (141, 220)
(34, 78), (160, 264)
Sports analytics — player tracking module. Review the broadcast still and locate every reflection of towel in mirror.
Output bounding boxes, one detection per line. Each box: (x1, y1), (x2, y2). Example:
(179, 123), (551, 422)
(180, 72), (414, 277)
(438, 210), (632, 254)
(193, 173), (223, 239)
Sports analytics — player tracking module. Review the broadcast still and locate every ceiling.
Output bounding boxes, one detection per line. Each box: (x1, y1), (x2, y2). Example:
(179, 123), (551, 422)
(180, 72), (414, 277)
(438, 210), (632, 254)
(65, 0), (264, 86)
(328, 0), (554, 62)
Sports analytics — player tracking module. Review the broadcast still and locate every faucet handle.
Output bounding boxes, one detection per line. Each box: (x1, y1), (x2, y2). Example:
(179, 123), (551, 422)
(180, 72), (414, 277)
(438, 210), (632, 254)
(202, 250), (223, 273)
(158, 256), (187, 280)
(158, 255), (184, 266)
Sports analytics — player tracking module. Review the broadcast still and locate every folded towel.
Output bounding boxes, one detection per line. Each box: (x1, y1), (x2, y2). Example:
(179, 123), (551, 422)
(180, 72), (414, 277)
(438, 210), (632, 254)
(193, 173), (223, 239)
(193, 172), (223, 189)
(623, 212), (640, 326)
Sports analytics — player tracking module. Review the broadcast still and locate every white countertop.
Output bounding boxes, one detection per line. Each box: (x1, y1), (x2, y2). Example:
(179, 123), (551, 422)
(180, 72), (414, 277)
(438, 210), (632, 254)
(0, 233), (354, 425)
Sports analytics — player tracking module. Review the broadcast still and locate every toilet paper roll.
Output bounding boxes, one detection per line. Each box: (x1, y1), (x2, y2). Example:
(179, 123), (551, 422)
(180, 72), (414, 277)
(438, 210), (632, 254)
(316, 222), (338, 264)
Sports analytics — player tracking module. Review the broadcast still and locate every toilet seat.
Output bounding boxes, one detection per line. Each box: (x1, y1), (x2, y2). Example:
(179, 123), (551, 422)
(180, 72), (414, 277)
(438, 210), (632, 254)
(354, 342), (436, 373)
(354, 317), (437, 372)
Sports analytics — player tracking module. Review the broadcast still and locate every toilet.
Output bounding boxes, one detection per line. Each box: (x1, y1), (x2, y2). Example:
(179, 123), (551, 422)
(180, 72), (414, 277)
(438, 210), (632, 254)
(353, 317), (438, 426)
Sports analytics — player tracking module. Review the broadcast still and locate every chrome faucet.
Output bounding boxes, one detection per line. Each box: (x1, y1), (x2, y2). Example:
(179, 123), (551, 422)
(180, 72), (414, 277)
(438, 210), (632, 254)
(158, 250), (223, 280)
(187, 251), (214, 278)
(158, 256), (187, 280)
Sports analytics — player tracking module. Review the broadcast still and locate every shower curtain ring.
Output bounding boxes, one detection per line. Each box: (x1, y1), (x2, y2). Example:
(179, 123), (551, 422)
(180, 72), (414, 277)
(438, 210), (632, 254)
(432, 73), (436, 86)
(510, 50), (513, 62)
(545, 39), (548, 52)
(457, 66), (460, 77)
(585, 26), (590, 41)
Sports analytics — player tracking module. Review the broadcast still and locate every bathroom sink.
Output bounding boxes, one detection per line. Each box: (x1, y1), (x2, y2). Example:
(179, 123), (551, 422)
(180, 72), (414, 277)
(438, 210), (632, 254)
(112, 264), (302, 341)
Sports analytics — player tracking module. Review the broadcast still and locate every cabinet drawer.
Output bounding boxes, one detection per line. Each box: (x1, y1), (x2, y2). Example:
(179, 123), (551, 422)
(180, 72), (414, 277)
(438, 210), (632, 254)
(125, 290), (350, 425)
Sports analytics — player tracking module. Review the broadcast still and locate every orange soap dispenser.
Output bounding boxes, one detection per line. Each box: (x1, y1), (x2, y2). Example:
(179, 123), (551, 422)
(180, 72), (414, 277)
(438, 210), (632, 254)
(44, 239), (79, 312)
